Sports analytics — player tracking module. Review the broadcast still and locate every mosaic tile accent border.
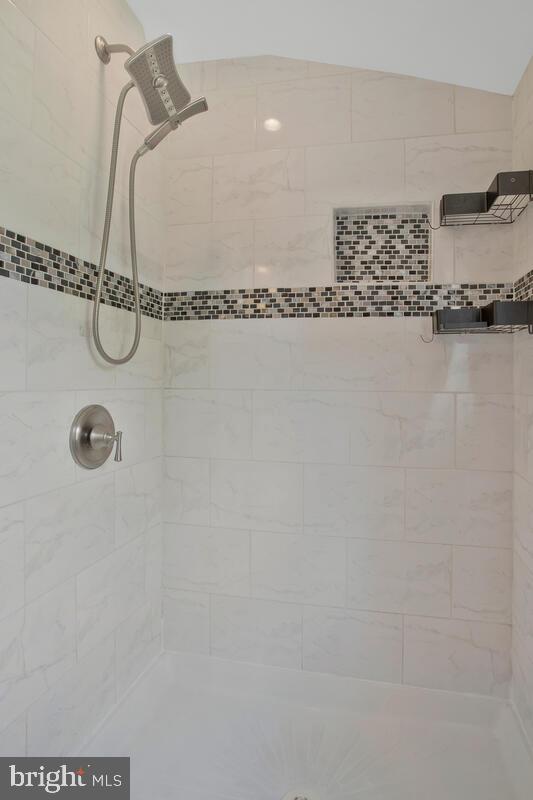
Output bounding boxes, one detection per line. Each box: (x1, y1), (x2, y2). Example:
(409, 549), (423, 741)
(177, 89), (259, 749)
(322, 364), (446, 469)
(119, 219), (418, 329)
(0, 224), (531, 325)
(335, 205), (431, 282)
(164, 283), (514, 321)
(0, 226), (163, 320)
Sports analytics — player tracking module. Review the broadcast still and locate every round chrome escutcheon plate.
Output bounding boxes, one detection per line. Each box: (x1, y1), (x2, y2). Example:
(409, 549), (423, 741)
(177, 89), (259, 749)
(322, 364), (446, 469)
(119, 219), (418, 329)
(69, 404), (115, 469)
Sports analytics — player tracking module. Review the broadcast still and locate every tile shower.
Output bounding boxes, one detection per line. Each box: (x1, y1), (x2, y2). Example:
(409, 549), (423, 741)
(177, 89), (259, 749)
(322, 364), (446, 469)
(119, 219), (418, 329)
(0, 0), (533, 795)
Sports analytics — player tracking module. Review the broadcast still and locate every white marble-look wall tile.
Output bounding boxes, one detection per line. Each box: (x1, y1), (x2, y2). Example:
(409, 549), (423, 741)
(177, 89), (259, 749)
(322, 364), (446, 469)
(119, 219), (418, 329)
(0, 503), (24, 621)
(164, 389), (252, 459)
(0, 0), (35, 126)
(0, 714), (26, 756)
(348, 540), (452, 617)
(166, 220), (254, 291)
(0, 609), (45, 730)
(77, 536), (146, 657)
(1, 580), (77, 730)
(0, 119), (82, 257)
(454, 86), (511, 133)
(25, 476), (115, 602)
(0, 278), (27, 392)
(27, 288), (114, 391)
(253, 390), (352, 464)
(31, 31), (84, 168)
(404, 616), (511, 697)
(514, 328), (533, 397)
(26, 635), (116, 757)
(115, 604), (160, 698)
(164, 524), (250, 597)
(215, 56), (309, 89)
(164, 321), (210, 389)
(251, 532), (345, 606)
(305, 139), (404, 215)
(513, 555), (533, 665)
(453, 546), (512, 623)
(512, 632), (533, 747)
(405, 131), (512, 200)
(211, 595), (302, 669)
(211, 459), (303, 534)
(456, 394), (514, 472)
(514, 474), (533, 577)
(22, 581), (77, 689)
(0, 391), (76, 506)
(213, 149), (305, 221)
(303, 464), (404, 539)
(351, 70), (454, 141)
(405, 469), (512, 548)
(115, 459), (162, 546)
(349, 392), (455, 468)
(164, 457), (210, 526)
(208, 319), (293, 390)
(404, 319), (514, 394)
(290, 317), (406, 392)
(256, 75), (351, 149)
(170, 87), (256, 158)
(254, 216), (333, 287)
(454, 224), (514, 283)
(166, 156), (213, 225)
(302, 606), (403, 682)
(163, 589), (210, 654)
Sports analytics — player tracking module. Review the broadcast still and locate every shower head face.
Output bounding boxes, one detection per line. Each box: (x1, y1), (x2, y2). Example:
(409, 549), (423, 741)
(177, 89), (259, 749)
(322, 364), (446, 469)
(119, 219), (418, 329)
(125, 34), (191, 125)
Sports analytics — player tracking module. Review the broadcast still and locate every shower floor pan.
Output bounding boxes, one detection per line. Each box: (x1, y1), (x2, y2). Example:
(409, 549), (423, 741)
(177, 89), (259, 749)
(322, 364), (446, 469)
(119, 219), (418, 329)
(84, 652), (533, 800)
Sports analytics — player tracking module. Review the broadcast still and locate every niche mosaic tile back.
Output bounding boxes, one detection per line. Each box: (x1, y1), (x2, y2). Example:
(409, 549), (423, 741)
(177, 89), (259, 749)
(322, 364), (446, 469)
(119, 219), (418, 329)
(335, 205), (432, 282)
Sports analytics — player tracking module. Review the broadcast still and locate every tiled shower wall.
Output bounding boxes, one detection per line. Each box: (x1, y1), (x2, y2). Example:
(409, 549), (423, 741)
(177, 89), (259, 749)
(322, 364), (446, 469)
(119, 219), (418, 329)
(162, 57), (518, 698)
(0, 0), (164, 756)
(512, 55), (533, 747)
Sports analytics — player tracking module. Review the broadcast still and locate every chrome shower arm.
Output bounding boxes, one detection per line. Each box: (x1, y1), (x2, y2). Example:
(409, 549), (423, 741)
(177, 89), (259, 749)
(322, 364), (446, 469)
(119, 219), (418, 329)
(95, 36), (135, 64)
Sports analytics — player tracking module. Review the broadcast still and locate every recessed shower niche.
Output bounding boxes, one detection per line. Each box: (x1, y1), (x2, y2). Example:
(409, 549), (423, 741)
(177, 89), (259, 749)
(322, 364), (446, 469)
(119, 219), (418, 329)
(334, 204), (432, 282)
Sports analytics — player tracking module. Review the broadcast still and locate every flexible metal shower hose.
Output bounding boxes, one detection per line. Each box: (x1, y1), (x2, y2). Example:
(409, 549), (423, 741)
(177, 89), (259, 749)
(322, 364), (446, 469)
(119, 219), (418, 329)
(92, 80), (145, 365)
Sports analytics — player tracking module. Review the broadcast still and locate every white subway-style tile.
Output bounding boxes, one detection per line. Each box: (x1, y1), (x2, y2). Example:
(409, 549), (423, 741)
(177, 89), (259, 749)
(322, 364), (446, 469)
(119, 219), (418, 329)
(256, 75), (351, 149)
(164, 457), (210, 527)
(0, 278), (27, 392)
(211, 595), (302, 669)
(25, 477), (115, 601)
(348, 540), (452, 617)
(455, 394), (514, 472)
(303, 606), (403, 682)
(251, 531), (345, 607)
(163, 589), (210, 655)
(213, 149), (305, 221)
(351, 70), (454, 141)
(164, 389), (252, 459)
(164, 524), (250, 597)
(304, 464), (404, 539)
(405, 469), (512, 547)
(211, 459), (303, 534)
(404, 616), (511, 697)
(0, 503), (24, 621)
(453, 546), (512, 623)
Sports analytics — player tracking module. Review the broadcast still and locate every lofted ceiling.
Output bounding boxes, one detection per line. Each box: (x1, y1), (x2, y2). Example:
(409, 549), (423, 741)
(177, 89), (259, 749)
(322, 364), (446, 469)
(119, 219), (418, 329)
(128, 0), (533, 95)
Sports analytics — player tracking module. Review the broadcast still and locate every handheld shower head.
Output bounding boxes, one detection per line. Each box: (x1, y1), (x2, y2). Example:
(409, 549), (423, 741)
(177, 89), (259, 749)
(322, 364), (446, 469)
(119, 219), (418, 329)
(142, 97), (209, 151)
(125, 34), (191, 125)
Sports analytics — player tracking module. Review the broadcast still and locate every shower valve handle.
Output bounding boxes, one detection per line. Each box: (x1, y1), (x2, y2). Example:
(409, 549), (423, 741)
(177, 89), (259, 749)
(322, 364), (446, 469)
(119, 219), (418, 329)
(89, 426), (123, 463)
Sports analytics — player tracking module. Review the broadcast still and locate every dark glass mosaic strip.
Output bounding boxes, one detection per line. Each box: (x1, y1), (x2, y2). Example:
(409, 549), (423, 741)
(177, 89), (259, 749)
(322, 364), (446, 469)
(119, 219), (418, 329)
(1, 224), (530, 325)
(514, 267), (533, 301)
(335, 205), (431, 282)
(0, 226), (163, 320)
(164, 283), (514, 321)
